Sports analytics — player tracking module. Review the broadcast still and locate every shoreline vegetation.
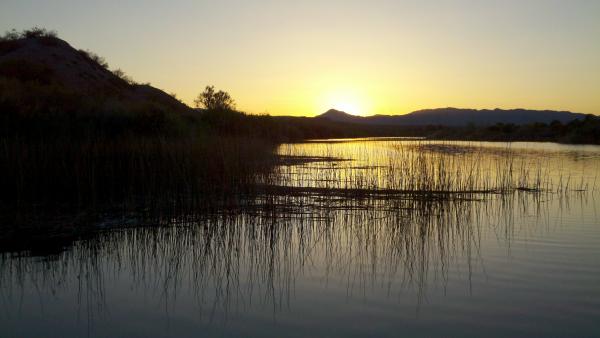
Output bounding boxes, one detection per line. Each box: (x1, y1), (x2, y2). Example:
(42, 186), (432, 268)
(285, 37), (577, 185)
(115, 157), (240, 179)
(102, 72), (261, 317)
(1, 28), (598, 252)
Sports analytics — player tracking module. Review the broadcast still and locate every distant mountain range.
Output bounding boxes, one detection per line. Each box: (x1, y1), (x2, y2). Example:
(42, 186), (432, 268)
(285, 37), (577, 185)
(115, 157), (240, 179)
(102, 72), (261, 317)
(318, 108), (587, 126)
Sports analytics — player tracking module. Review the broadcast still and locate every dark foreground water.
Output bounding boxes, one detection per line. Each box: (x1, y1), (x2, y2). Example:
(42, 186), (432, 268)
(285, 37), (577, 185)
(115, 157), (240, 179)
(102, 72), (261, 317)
(1, 140), (600, 337)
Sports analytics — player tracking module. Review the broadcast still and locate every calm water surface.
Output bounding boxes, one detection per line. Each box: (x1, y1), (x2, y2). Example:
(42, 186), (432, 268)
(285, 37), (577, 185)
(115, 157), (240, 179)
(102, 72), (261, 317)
(1, 139), (600, 337)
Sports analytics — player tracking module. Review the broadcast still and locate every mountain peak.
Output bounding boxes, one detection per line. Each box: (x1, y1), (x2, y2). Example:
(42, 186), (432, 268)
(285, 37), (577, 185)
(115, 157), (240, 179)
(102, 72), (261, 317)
(323, 108), (352, 116)
(318, 109), (362, 122)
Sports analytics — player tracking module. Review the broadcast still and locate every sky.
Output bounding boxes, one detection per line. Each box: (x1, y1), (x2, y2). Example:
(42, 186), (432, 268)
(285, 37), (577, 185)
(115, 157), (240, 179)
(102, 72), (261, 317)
(1, 0), (599, 116)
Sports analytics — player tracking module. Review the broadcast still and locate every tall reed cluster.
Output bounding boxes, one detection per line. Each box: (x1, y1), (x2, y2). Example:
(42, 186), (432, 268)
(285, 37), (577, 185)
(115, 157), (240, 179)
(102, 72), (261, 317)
(275, 140), (594, 195)
(0, 134), (275, 210)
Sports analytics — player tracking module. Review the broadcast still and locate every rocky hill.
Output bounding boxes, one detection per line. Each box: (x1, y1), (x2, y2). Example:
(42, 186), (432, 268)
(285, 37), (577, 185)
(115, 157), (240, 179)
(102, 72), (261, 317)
(0, 30), (191, 115)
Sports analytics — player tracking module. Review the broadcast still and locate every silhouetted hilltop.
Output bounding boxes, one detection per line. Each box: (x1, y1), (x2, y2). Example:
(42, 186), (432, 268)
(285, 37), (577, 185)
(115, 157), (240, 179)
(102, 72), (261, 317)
(318, 107), (587, 126)
(0, 31), (190, 115)
(318, 109), (359, 123)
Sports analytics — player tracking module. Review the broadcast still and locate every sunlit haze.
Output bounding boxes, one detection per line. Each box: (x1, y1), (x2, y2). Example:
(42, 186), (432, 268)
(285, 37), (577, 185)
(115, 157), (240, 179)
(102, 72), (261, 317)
(2, 0), (599, 116)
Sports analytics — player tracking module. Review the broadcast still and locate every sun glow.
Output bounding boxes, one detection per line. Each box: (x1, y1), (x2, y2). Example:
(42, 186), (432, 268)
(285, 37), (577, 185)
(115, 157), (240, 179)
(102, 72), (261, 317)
(320, 89), (370, 116)
(331, 102), (362, 116)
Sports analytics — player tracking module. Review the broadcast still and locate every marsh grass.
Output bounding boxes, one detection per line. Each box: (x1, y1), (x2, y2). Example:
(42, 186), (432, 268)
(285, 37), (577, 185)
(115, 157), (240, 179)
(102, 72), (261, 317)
(1, 135), (274, 207)
(273, 140), (596, 197)
(1, 137), (596, 253)
(0, 132), (277, 251)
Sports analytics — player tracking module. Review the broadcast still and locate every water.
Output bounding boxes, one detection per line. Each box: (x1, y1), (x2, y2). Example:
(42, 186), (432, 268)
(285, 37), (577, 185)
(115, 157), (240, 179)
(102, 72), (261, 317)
(2, 139), (600, 337)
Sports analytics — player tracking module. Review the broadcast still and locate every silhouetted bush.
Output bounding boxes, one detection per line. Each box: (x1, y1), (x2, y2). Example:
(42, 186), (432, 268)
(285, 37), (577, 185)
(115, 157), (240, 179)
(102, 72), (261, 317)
(0, 29), (20, 42)
(21, 27), (57, 39)
(1, 27), (57, 41)
(195, 86), (236, 111)
(78, 49), (110, 69)
(1, 27), (59, 48)
(112, 68), (135, 85)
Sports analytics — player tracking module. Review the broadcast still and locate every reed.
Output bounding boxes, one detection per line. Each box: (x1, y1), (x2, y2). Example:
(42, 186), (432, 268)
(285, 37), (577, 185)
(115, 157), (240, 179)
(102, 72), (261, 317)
(2, 136), (596, 251)
(273, 140), (593, 196)
(0, 134), (276, 209)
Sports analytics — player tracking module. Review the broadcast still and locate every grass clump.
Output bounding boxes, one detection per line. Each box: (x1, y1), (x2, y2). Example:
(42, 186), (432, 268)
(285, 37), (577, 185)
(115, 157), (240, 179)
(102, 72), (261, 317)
(1, 27), (58, 42)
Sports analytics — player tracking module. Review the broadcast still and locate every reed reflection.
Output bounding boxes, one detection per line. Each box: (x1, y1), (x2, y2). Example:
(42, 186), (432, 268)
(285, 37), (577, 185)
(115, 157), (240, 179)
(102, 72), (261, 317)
(0, 190), (586, 329)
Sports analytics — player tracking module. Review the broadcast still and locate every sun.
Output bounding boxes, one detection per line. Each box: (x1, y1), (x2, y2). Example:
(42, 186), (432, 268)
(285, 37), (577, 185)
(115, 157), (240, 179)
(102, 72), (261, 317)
(321, 89), (369, 116)
(332, 102), (362, 116)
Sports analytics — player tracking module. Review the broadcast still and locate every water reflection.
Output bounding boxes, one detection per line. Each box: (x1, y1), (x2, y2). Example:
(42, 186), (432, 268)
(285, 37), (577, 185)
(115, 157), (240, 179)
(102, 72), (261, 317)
(2, 140), (600, 337)
(2, 192), (598, 336)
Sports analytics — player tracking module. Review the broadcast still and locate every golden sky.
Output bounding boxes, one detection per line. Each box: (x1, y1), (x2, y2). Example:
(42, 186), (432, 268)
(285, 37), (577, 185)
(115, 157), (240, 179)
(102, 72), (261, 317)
(2, 0), (599, 116)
